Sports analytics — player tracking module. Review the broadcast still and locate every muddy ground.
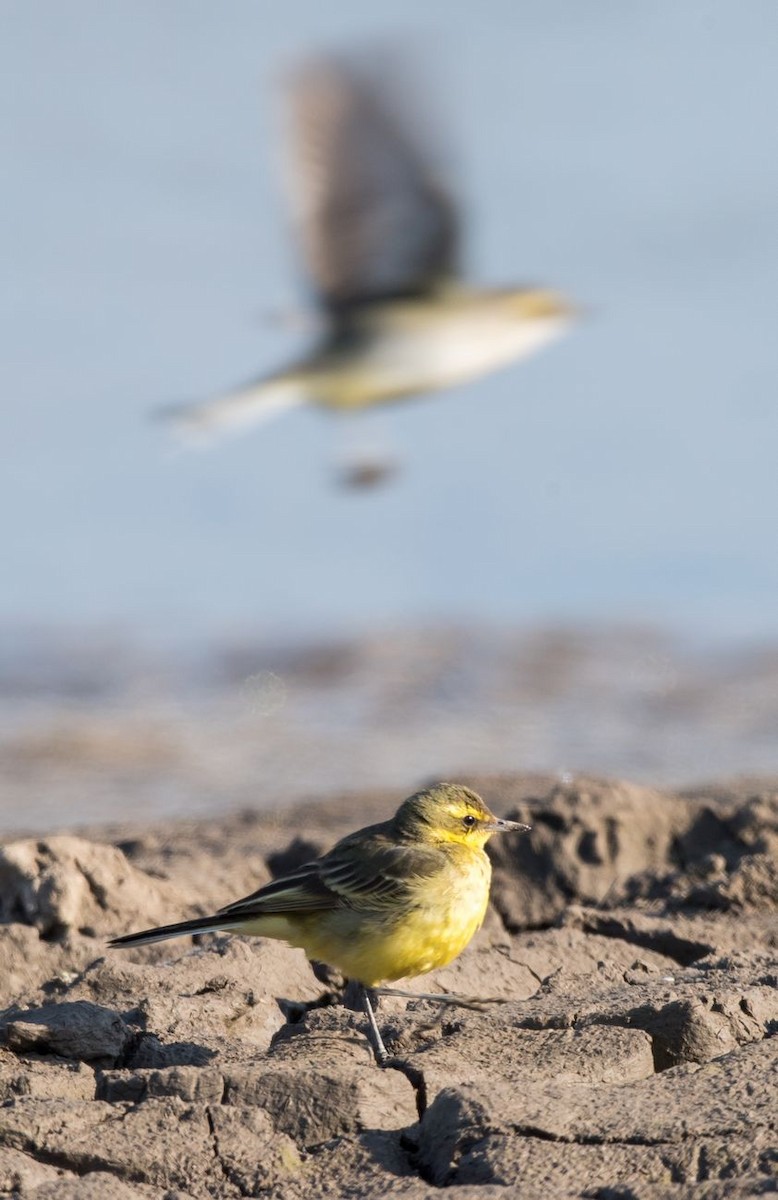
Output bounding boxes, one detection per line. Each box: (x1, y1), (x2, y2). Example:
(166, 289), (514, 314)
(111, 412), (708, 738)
(4, 625), (778, 834)
(0, 773), (776, 1198)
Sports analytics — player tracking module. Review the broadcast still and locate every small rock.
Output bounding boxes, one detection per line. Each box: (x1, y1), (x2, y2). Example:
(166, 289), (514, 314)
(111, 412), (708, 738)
(0, 1048), (94, 1101)
(2, 1000), (130, 1065)
(97, 1064), (224, 1105)
(0, 835), (182, 939)
(223, 1059), (416, 1146)
(0, 1146), (62, 1193)
(25, 1171), (154, 1199)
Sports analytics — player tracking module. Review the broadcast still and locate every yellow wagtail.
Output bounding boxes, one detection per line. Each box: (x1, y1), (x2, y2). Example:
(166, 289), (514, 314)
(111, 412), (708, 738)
(110, 782), (529, 1066)
(161, 52), (574, 444)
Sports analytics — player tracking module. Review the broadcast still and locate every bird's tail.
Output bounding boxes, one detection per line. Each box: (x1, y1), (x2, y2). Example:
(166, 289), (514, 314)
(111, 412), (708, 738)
(108, 912), (246, 950)
(154, 370), (308, 447)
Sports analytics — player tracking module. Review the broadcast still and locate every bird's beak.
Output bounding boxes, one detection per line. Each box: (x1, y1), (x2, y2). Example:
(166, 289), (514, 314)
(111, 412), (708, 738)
(482, 817), (531, 834)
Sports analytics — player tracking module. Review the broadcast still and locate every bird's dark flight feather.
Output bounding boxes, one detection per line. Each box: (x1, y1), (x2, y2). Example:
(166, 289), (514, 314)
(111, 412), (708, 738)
(286, 55), (459, 314)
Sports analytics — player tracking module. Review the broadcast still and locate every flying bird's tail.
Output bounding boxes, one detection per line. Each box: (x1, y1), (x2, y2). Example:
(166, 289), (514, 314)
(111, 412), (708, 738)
(154, 370), (307, 447)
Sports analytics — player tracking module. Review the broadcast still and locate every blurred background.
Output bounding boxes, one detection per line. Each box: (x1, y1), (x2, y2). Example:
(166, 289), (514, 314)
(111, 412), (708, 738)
(2, 1), (778, 832)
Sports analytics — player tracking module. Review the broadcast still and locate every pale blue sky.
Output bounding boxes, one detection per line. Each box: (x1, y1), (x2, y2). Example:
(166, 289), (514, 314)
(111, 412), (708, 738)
(2, 1), (777, 641)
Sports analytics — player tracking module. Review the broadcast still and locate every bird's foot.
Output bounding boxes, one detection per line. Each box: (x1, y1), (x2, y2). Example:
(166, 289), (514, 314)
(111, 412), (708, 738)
(376, 986), (509, 1012)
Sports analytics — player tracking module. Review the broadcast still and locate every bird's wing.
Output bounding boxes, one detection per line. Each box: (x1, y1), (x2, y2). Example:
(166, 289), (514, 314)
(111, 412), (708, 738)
(218, 829), (445, 918)
(319, 833), (446, 911)
(217, 860), (338, 916)
(284, 54), (459, 313)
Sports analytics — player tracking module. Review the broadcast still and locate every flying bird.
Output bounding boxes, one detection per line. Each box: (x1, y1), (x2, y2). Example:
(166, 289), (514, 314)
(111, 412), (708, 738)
(161, 53), (575, 445)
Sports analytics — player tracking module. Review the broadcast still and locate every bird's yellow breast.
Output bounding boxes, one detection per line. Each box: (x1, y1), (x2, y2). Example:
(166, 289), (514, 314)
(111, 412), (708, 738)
(268, 844), (492, 987)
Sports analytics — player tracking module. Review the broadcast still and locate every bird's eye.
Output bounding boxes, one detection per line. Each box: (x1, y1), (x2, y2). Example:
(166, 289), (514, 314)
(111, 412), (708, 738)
(462, 814), (477, 829)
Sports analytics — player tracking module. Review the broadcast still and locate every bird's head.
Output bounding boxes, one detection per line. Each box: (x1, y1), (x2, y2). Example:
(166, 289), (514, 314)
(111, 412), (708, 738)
(393, 782), (530, 850)
(502, 287), (577, 327)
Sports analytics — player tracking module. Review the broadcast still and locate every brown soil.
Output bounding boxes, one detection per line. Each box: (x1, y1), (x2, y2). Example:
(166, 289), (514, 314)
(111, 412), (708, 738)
(0, 773), (776, 1198)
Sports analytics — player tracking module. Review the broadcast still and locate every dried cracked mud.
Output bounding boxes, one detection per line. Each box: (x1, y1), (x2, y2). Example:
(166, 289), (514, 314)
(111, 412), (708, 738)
(0, 774), (776, 1198)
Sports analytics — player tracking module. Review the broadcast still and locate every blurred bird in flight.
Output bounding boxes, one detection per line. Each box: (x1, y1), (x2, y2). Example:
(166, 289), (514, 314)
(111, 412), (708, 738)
(162, 50), (575, 456)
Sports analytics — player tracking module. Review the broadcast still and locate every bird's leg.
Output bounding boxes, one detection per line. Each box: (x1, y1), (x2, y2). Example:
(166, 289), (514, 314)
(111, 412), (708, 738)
(360, 986), (390, 1065)
(358, 984), (427, 1117)
(332, 413), (398, 491)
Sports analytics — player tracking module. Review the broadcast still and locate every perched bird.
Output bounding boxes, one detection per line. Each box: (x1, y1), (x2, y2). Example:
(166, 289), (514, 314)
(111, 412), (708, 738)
(162, 52), (574, 444)
(109, 782), (529, 1066)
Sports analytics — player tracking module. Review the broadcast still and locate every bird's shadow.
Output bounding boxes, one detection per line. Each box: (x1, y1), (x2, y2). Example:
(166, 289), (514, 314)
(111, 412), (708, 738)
(119, 1030), (218, 1069)
(275, 988), (344, 1025)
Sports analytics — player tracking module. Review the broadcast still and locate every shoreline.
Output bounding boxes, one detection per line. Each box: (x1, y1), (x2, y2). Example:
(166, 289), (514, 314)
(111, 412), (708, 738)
(3, 623), (778, 835)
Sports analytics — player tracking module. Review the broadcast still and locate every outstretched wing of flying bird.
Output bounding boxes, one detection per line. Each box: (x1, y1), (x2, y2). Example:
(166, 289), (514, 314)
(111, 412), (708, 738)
(285, 55), (460, 314)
